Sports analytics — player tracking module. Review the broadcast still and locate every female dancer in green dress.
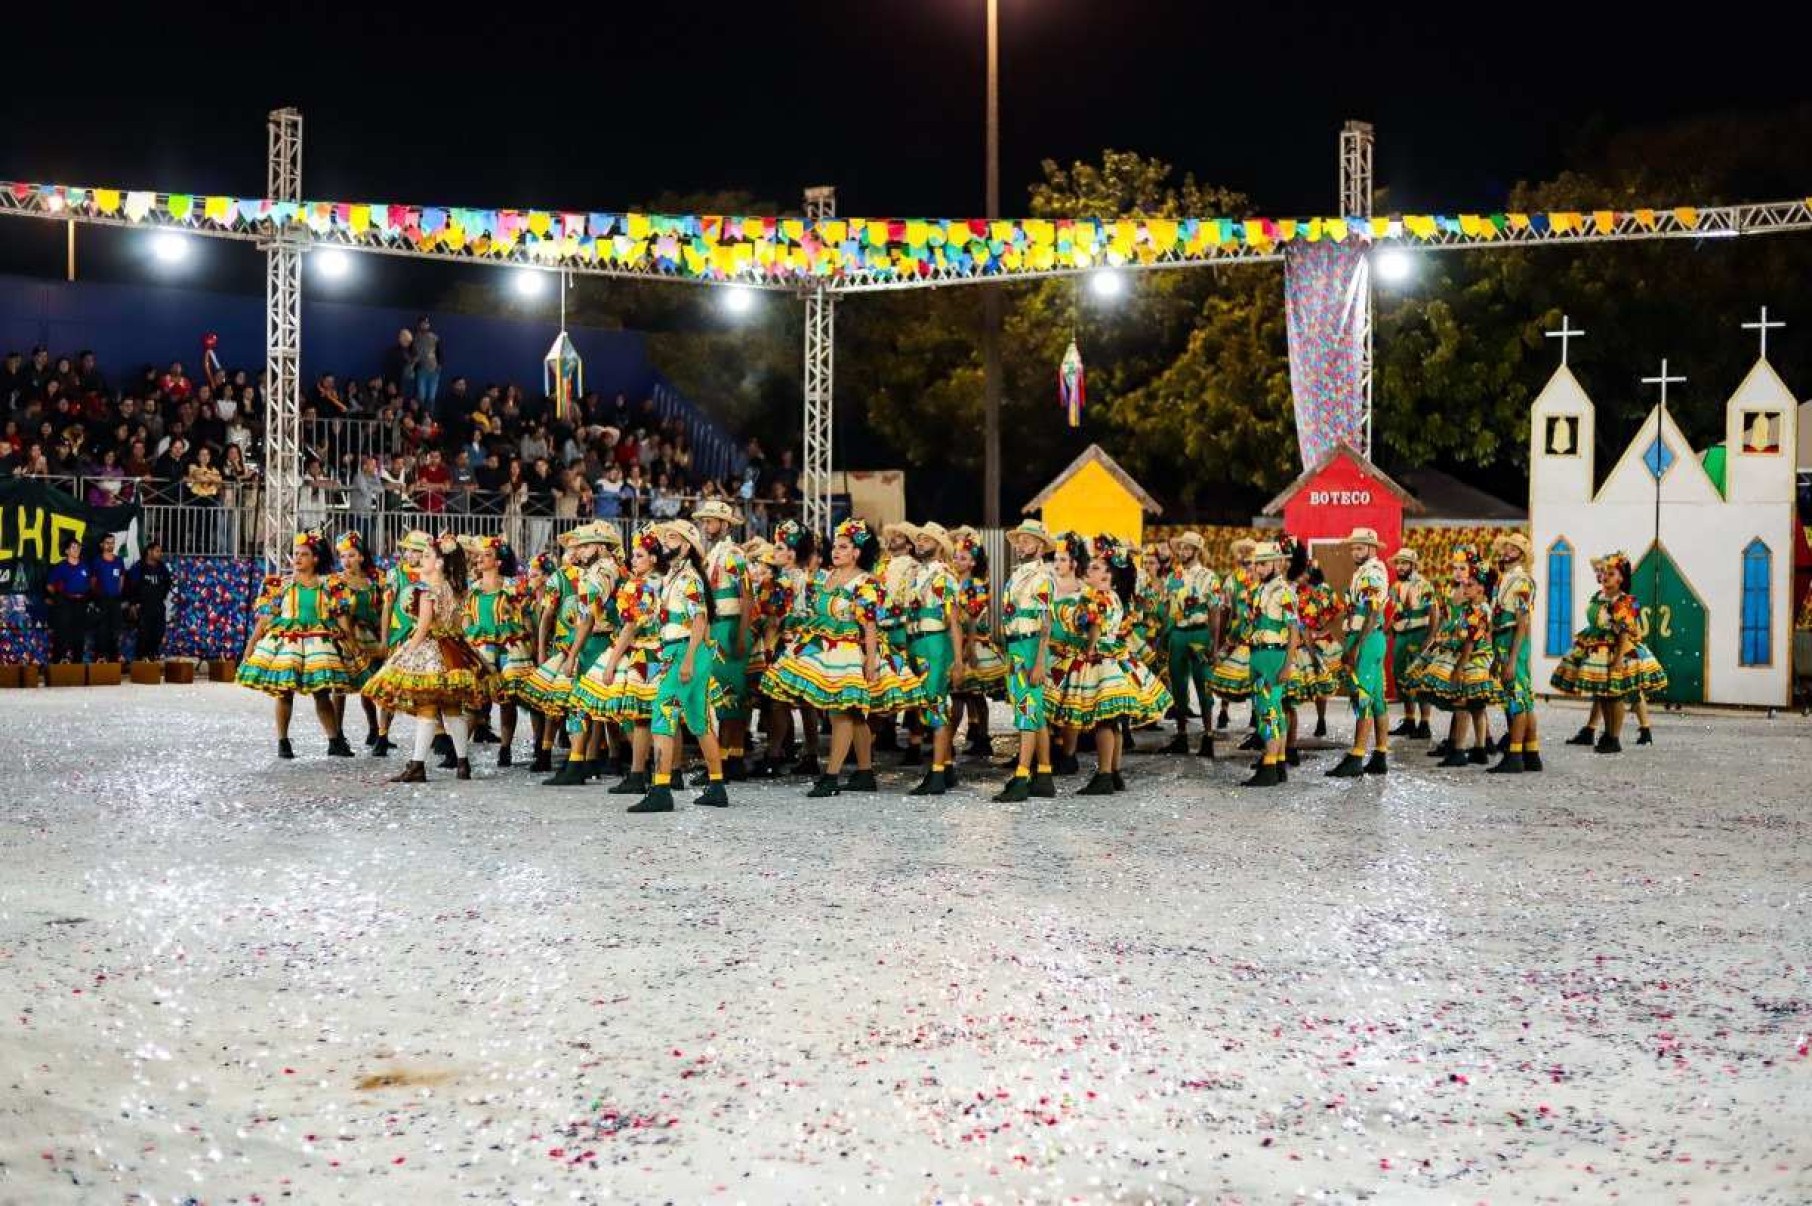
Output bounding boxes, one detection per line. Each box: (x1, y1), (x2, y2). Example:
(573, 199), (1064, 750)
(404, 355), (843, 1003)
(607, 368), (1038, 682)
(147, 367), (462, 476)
(237, 529), (361, 760)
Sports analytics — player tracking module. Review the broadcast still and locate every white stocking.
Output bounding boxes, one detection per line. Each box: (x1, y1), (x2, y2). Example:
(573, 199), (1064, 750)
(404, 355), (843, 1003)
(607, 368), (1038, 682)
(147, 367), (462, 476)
(412, 716), (437, 763)
(443, 714), (470, 758)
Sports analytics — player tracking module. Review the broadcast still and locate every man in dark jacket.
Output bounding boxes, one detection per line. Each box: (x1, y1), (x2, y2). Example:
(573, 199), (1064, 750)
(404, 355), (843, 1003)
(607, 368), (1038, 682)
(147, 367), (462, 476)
(129, 540), (174, 660)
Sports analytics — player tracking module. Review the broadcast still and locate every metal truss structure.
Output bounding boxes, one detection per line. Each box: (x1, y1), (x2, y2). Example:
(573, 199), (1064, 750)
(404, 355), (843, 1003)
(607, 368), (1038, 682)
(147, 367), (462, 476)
(1340, 121), (1375, 458)
(801, 187), (837, 532)
(262, 108), (303, 569)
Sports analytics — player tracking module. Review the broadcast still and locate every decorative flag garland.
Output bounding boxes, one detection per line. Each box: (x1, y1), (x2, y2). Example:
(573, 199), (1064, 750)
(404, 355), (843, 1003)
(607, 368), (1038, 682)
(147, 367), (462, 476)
(6, 178), (1794, 287)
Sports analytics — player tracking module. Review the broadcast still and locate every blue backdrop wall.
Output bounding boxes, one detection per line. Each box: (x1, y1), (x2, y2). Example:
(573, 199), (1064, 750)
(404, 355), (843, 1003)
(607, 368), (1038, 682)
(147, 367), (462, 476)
(0, 273), (656, 401)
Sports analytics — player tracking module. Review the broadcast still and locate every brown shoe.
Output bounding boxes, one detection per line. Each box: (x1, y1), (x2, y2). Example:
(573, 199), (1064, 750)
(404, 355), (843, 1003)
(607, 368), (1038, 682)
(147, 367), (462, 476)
(455, 758), (472, 780)
(390, 760), (427, 783)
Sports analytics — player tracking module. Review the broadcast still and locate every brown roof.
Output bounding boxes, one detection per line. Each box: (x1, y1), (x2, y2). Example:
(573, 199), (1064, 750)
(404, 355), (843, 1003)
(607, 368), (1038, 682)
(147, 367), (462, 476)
(1260, 443), (1425, 517)
(1023, 444), (1164, 515)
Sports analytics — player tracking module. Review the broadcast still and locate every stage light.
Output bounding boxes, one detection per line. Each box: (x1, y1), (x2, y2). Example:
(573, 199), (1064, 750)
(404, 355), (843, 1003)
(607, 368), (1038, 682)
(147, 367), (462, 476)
(151, 232), (190, 264)
(512, 267), (549, 297)
(315, 249), (351, 279)
(1089, 269), (1126, 300)
(1374, 248), (1414, 284)
(722, 285), (756, 315)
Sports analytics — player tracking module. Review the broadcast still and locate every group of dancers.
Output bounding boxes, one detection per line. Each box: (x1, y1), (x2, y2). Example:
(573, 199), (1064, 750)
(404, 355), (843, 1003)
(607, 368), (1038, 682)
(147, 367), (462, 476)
(233, 508), (1666, 807)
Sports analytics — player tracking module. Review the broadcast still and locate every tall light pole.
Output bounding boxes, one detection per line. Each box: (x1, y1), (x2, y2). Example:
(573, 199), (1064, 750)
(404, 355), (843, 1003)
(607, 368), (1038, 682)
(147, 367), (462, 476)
(981, 0), (1003, 527)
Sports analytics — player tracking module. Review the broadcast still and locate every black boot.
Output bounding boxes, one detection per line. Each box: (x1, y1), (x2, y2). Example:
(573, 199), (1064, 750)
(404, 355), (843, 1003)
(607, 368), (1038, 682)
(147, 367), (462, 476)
(909, 768), (949, 797)
(1491, 733), (1509, 754)
(693, 782), (729, 808)
(1636, 727), (1653, 746)
(327, 735), (355, 757)
(497, 746), (513, 768)
(608, 771), (649, 795)
(843, 769), (878, 792)
(1241, 762), (1281, 788)
(362, 726), (378, 747)
(806, 774), (841, 798)
(1216, 705), (1231, 729)
(1028, 771), (1057, 798)
(1413, 720), (1432, 740)
(431, 732), (454, 757)
(1197, 733), (1216, 760)
(1275, 760), (1288, 783)
(754, 759), (786, 779)
(1313, 715), (1329, 737)
(1162, 732), (1191, 755)
(724, 757), (749, 782)
(900, 745), (923, 768)
(277, 738), (295, 760)
(1077, 771), (1115, 796)
(1595, 733), (1622, 754)
(963, 733), (992, 757)
(872, 727), (900, 753)
(1468, 746), (1490, 764)
(529, 748), (553, 774)
(791, 753), (821, 777)
(1236, 731), (1262, 752)
(1364, 751), (1388, 776)
(1566, 725), (1596, 746)
(437, 750), (458, 770)
(1111, 771), (1127, 792)
(1438, 749), (1471, 767)
(1054, 752), (1080, 776)
(1389, 717), (1417, 736)
(471, 725), (500, 745)
(455, 758), (472, 781)
(1324, 753), (1365, 778)
(542, 757), (585, 786)
(370, 734), (393, 757)
(1487, 751), (1525, 774)
(993, 775), (1031, 803)
(390, 759), (426, 783)
(626, 785), (675, 813)
(1524, 748), (1544, 772)
(1426, 739), (1453, 758)
(1285, 747), (1302, 767)
(944, 763), (961, 788)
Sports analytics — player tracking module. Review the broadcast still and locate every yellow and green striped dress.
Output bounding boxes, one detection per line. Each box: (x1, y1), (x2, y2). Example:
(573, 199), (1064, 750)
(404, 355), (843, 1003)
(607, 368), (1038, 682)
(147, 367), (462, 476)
(237, 576), (360, 697)
(571, 573), (663, 722)
(760, 570), (924, 714)
(1045, 589), (1172, 729)
(465, 581), (536, 702)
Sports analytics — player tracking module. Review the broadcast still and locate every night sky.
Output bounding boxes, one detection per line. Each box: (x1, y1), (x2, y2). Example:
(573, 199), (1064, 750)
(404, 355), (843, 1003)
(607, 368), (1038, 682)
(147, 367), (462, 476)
(4, 0), (1809, 300)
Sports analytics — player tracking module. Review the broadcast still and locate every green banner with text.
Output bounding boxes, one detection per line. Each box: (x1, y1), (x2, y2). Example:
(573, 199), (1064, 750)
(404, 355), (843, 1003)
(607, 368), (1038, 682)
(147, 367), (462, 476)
(0, 480), (142, 595)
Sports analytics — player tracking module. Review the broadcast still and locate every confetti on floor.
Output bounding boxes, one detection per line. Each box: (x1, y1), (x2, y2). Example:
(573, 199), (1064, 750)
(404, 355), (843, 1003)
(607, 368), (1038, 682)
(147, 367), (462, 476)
(0, 686), (1808, 1203)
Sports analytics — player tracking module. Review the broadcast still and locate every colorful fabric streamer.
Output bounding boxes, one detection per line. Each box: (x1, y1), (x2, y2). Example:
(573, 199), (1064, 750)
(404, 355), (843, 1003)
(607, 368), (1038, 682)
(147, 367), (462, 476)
(1283, 240), (1367, 469)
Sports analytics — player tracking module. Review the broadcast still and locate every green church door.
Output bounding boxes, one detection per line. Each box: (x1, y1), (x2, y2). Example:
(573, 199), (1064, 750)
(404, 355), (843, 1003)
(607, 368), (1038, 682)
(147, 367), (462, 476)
(1631, 545), (1706, 704)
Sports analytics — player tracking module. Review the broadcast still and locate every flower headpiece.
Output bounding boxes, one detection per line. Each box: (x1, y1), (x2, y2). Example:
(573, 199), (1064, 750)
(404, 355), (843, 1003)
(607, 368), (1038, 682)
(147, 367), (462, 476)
(955, 532), (984, 557)
(1591, 551), (1633, 583)
(631, 524), (664, 557)
(1449, 542), (1484, 581)
(1090, 533), (1132, 569)
(773, 519), (805, 549)
(334, 530), (364, 557)
(1057, 531), (1089, 565)
(530, 552), (558, 577)
(466, 533), (505, 555)
(835, 518), (874, 548)
(435, 531), (461, 554)
(292, 526), (329, 551)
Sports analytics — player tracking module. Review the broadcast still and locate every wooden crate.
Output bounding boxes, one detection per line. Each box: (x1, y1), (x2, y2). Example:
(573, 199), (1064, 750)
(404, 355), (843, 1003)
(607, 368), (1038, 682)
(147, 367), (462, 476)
(0, 664), (23, 688)
(165, 660), (197, 684)
(207, 658), (238, 683)
(129, 661), (164, 685)
(87, 662), (123, 686)
(47, 663), (87, 688)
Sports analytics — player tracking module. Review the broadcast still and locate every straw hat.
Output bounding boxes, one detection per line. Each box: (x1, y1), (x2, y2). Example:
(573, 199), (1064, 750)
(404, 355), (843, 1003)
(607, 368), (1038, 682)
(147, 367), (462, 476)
(949, 525), (981, 546)
(661, 519), (709, 560)
(1006, 519), (1056, 551)
(1170, 530), (1206, 552)
(692, 498), (741, 525)
(915, 521), (955, 560)
(1492, 532), (1532, 562)
(398, 529), (431, 553)
(1252, 540), (1289, 563)
(565, 521), (614, 549)
(882, 520), (922, 544)
(1343, 526), (1382, 548)
(1390, 545), (1419, 564)
(1230, 537), (1257, 560)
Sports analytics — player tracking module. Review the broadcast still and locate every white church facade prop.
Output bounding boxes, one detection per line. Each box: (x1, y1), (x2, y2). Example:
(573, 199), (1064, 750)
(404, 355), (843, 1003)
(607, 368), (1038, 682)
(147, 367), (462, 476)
(1529, 337), (1798, 708)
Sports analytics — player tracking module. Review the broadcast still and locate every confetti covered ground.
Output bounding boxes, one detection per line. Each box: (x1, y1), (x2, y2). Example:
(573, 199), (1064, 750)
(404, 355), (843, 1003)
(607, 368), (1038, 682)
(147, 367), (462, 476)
(1, 686), (1809, 1205)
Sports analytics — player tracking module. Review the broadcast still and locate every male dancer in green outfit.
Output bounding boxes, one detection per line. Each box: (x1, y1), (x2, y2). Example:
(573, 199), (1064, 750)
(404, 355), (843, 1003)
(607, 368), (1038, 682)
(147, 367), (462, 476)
(1487, 533), (1543, 773)
(1161, 531), (1220, 759)
(1326, 526), (1392, 777)
(1388, 547), (1438, 740)
(993, 520), (1057, 802)
(1241, 542), (1299, 788)
(693, 500), (753, 779)
(906, 523), (967, 796)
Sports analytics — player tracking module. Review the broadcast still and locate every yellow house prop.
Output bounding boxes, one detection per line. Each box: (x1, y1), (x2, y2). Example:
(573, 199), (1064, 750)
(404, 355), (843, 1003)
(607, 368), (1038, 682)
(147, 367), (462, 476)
(1022, 443), (1162, 545)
